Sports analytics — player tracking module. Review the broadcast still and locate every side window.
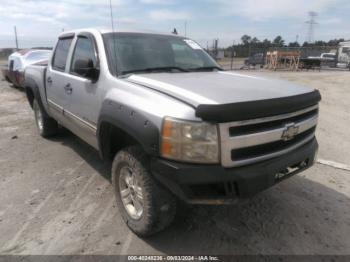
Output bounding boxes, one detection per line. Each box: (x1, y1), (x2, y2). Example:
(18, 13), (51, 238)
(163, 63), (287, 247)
(52, 38), (73, 71)
(70, 36), (97, 78)
(9, 60), (14, 71)
(12, 57), (22, 71)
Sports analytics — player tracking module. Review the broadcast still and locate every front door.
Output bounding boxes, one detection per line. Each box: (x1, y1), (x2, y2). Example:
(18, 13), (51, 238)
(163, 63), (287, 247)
(63, 34), (101, 148)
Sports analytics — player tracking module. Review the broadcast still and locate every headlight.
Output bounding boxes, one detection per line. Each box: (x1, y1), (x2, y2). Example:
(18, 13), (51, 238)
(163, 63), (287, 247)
(160, 117), (219, 163)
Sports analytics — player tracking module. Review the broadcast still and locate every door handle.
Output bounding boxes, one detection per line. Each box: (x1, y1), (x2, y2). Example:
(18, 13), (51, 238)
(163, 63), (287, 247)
(64, 83), (73, 94)
(47, 77), (52, 84)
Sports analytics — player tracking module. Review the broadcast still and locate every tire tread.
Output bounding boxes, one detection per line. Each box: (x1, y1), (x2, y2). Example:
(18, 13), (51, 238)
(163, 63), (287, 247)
(33, 99), (58, 137)
(112, 146), (176, 236)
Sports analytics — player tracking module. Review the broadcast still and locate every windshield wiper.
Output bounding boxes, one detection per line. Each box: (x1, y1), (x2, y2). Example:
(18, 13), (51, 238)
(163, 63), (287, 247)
(121, 66), (189, 75)
(188, 66), (223, 72)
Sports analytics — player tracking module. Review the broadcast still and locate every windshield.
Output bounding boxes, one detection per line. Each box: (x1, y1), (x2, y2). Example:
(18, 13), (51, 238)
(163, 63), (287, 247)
(103, 33), (220, 76)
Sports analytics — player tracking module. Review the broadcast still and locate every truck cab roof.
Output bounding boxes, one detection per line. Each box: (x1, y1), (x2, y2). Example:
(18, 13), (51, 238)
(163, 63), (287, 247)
(58, 28), (184, 39)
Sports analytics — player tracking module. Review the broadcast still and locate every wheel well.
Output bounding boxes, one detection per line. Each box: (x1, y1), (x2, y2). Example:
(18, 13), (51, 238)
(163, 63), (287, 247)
(99, 122), (140, 161)
(26, 87), (35, 108)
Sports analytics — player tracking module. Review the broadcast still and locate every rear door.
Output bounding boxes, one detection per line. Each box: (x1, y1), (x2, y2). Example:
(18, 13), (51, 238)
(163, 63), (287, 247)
(46, 35), (74, 122)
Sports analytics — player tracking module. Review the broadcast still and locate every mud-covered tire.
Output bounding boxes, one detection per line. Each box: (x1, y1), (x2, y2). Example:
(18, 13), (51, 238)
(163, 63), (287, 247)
(33, 99), (58, 138)
(5, 76), (11, 83)
(112, 146), (176, 237)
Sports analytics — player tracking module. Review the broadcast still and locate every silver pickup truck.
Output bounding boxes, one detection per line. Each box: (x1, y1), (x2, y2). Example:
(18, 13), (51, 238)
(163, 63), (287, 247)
(24, 28), (321, 236)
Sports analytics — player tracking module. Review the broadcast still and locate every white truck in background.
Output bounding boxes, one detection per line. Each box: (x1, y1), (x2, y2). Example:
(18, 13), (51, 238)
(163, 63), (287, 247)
(336, 41), (350, 69)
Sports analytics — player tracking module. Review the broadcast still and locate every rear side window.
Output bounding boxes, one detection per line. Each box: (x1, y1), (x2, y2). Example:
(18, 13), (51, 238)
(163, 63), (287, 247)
(70, 36), (97, 77)
(9, 60), (14, 71)
(52, 38), (73, 71)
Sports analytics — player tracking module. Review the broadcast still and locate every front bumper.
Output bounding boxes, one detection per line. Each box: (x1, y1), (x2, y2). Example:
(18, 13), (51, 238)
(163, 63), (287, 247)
(151, 138), (318, 204)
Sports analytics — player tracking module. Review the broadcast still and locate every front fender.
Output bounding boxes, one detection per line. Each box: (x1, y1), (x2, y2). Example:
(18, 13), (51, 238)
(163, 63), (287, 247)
(97, 99), (160, 157)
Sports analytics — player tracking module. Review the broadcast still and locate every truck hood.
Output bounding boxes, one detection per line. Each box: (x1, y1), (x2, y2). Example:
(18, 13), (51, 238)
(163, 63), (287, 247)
(126, 71), (313, 107)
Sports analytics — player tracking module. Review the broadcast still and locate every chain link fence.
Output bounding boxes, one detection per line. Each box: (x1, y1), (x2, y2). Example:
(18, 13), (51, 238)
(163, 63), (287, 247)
(214, 46), (339, 70)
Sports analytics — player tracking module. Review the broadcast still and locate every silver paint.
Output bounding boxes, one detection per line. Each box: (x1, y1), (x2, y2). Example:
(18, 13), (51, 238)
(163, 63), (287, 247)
(25, 28), (318, 166)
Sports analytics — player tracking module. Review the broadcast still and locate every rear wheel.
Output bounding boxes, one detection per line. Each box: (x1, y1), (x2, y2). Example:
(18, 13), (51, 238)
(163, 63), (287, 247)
(112, 146), (176, 236)
(33, 99), (58, 137)
(5, 76), (11, 83)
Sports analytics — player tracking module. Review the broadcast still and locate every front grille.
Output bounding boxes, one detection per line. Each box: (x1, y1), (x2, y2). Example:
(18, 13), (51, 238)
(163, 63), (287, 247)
(219, 105), (319, 167)
(229, 108), (318, 137)
(231, 127), (315, 161)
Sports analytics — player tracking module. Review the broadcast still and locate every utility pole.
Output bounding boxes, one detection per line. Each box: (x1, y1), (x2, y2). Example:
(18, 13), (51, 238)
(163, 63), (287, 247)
(230, 40), (235, 70)
(306, 11), (318, 43)
(14, 26), (18, 50)
(184, 21), (187, 37)
(213, 39), (219, 60)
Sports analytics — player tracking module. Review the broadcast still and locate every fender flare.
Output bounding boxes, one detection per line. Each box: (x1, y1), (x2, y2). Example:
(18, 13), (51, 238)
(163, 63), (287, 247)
(24, 76), (50, 117)
(24, 76), (38, 95)
(97, 99), (160, 158)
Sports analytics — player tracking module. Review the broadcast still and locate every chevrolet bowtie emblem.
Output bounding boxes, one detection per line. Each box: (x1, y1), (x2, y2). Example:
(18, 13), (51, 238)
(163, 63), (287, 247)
(281, 123), (299, 141)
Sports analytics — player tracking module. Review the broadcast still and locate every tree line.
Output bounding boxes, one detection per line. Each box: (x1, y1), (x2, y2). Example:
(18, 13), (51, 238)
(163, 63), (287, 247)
(218, 35), (347, 58)
(227, 34), (346, 50)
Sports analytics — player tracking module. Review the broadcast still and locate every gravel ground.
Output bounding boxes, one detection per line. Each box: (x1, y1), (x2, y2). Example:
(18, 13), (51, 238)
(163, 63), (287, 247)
(0, 70), (349, 255)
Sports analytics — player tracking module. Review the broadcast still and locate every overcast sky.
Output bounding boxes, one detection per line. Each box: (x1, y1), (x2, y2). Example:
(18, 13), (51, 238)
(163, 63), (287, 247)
(0, 0), (349, 48)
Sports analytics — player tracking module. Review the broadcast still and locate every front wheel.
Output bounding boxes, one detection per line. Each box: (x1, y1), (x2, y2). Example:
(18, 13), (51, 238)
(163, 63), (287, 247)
(33, 99), (58, 137)
(112, 146), (176, 236)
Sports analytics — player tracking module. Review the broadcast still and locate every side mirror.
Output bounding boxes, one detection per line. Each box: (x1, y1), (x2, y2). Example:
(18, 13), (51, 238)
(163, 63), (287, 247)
(86, 67), (100, 82)
(73, 59), (100, 82)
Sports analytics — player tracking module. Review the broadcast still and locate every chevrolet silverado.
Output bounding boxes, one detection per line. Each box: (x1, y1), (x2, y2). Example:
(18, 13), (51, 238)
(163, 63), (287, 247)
(24, 29), (321, 236)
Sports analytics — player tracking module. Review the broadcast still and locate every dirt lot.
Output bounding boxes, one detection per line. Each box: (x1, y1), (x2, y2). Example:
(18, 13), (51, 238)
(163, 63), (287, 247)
(0, 70), (349, 255)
